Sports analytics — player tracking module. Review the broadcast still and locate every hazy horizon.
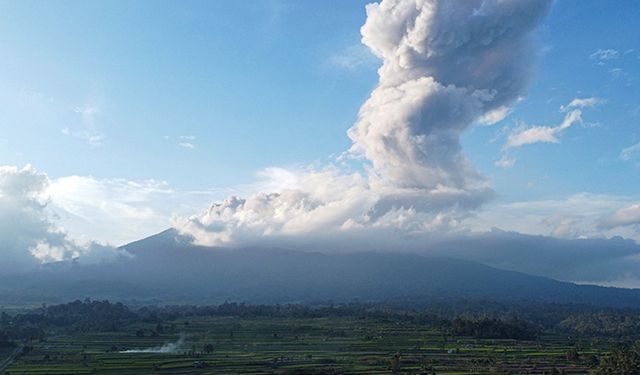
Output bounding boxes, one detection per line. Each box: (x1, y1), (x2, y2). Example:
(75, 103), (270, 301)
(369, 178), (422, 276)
(1, 0), (640, 288)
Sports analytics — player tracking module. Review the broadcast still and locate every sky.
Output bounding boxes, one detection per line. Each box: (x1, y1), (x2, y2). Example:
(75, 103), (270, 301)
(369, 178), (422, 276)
(1, 1), (640, 285)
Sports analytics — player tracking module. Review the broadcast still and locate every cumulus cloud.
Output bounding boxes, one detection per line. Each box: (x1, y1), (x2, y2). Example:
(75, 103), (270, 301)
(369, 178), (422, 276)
(176, 0), (552, 247)
(506, 109), (582, 148)
(0, 165), (125, 273)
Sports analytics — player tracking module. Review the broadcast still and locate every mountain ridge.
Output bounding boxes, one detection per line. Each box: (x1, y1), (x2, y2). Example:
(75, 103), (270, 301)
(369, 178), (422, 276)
(2, 228), (640, 307)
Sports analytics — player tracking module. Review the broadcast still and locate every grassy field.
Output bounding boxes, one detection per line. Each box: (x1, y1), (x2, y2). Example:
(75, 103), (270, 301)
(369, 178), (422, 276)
(3, 315), (607, 374)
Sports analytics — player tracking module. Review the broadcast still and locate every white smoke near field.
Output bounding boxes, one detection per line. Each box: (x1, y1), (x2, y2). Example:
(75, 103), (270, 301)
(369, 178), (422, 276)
(120, 334), (185, 354)
(175, 0), (552, 248)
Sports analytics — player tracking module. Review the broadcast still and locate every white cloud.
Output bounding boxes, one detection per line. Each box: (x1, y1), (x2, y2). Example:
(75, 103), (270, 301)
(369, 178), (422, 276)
(497, 97), (601, 166)
(48, 176), (172, 245)
(620, 142), (640, 161)
(179, 142), (195, 150)
(48, 175), (228, 246)
(494, 156), (516, 168)
(540, 213), (585, 238)
(586, 274), (640, 290)
(0, 165), (126, 273)
(599, 203), (640, 230)
(166, 136), (197, 150)
(253, 167), (301, 192)
(470, 192), (640, 241)
(590, 48), (620, 62)
(478, 105), (511, 125)
(506, 109), (582, 148)
(560, 97), (604, 112)
(609, 67), (630, 80)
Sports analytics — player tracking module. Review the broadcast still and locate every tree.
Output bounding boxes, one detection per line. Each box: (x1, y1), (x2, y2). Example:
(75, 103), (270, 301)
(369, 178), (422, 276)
(203, 344), (214, 354)
(595, 343), (640, 375)
(566, 346), (579, 361)
(1, 311), (10, 325)
(389, 353), (401, 374)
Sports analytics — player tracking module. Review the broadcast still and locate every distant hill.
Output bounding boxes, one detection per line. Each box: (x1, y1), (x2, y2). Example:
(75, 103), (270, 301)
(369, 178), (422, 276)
(2, 228), (640, 307)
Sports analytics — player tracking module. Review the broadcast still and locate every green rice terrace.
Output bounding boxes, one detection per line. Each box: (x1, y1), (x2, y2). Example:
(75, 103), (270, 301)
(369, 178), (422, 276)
(1, 300), (639, 374)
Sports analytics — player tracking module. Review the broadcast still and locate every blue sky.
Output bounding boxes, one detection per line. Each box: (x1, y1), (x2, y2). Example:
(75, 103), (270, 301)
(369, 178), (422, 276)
(0, 0), (639, 251)
(0, 0), (375, 187)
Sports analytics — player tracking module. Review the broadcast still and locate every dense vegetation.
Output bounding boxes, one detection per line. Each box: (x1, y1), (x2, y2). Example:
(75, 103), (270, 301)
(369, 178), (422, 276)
(594, 342), (640, 374)
(3, 299), (640, 373)
(559, 310), (640, 338)
(6, 299), (640, 341)
(450, 317), (536, 340)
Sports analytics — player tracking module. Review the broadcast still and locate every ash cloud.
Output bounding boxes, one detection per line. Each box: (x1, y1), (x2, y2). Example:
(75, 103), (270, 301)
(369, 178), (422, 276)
(177, 0), (552, 247)
(350, 0), (551, 189)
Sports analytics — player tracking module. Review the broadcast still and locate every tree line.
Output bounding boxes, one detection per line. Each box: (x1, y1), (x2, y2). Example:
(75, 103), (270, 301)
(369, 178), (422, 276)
(3, 298), (640, 345)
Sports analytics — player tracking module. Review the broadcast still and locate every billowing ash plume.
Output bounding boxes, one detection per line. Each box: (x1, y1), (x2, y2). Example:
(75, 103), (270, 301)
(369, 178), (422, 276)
(176, 0), (552, 247)
(350, 0), (551, 189)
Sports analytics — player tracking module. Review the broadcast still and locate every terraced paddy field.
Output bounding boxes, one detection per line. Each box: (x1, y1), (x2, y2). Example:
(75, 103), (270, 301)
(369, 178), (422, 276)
(3, 315), (608, 374)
